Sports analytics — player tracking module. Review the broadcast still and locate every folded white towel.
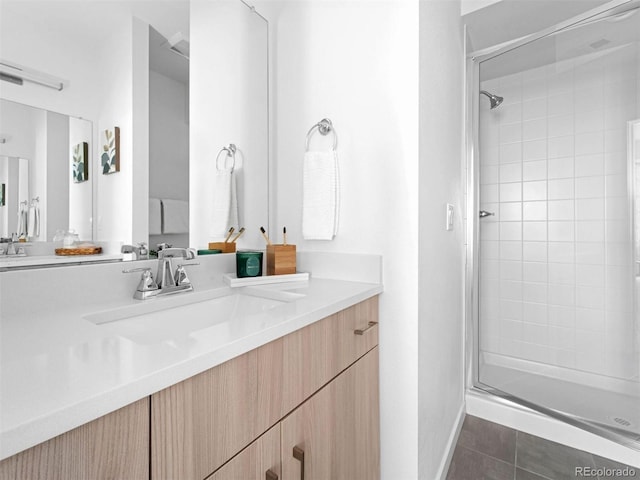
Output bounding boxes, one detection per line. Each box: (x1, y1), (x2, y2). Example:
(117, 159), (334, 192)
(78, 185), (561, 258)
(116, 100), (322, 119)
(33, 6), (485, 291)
(149, 198), (162, 235)
(210, 168), (239, 238)
(302, 151), (339, 240)
(162, 199), (189, 234)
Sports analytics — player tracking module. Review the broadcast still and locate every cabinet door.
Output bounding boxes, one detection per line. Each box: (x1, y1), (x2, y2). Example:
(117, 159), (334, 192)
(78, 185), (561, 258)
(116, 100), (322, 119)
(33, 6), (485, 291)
(206, 424), (281, 480)
(152, 340), (284, 480)
(0, 398), (149, 480)
(281, 347), (379, 480)
(281, 296), (378, 415)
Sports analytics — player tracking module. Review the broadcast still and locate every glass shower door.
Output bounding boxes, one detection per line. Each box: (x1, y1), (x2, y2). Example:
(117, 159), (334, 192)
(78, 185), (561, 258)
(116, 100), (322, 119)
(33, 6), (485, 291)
(474, 1), (640, 447)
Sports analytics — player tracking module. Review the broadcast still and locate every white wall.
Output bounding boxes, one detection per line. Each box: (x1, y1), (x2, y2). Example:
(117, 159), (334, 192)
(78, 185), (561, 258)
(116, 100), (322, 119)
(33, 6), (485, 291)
(190, 0), (269, 251)
(45, 111), (69, 241)
(418, 2), (466, 479)
(95, 18), (135, 244)
(461, 0), (500, 16)
(261, 1), (420, 477)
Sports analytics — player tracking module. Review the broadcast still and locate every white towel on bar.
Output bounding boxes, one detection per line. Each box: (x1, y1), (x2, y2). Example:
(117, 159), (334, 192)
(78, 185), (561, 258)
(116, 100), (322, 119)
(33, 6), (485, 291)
(162, 199), (189, 234)
(210, 168), (238, 238)
(302, 151), (339, 240)
(27, 204), (40, 239)
(17, 204), (27, 237)
(149, 198), (162, 235)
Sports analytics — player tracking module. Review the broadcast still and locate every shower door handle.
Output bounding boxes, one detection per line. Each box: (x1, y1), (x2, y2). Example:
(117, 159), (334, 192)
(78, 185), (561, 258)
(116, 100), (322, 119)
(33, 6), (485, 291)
(479, 210), (495, 218)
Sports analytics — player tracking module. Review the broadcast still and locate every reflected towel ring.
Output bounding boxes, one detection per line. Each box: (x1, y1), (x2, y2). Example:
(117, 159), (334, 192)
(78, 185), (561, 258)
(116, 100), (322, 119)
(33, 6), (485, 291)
(215, 144), (237, 172)
(305, 118), (337, 152)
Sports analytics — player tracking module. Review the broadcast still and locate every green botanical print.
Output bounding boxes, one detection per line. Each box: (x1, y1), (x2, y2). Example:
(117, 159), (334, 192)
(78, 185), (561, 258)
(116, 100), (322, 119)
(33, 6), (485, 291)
(102, 129), (117, 174)
(72, 143), (86, 183)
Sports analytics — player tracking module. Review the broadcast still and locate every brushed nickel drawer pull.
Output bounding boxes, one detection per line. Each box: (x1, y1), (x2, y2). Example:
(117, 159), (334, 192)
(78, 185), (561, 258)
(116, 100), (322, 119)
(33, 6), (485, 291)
(266, 469), (278, 480)
(354, 321), (378, 335)
(293, 446), (305, 480)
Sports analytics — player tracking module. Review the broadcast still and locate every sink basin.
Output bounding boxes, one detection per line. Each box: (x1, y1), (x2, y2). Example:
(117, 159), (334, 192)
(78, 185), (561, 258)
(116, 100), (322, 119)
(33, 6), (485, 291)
(83, 286), (304, 345)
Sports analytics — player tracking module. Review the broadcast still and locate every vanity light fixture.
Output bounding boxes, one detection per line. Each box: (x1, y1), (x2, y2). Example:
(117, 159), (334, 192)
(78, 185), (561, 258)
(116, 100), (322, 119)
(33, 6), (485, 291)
(0, 60), (65, 91)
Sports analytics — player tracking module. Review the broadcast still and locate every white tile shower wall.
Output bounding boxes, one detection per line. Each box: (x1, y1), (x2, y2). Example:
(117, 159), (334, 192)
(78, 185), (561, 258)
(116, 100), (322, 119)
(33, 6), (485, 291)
(479, 44), (639, 380)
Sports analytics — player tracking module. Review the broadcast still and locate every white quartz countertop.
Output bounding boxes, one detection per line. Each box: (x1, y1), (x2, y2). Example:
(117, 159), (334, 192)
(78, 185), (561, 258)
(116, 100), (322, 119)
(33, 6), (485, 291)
(0, 276), (382, 460)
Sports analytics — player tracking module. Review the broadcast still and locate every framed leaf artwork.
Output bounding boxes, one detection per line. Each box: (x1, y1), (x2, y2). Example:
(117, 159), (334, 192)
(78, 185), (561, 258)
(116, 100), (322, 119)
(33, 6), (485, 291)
(101, 127), (120, 174)
(72, 142), (89, 183)
(0, 183), (5, 206)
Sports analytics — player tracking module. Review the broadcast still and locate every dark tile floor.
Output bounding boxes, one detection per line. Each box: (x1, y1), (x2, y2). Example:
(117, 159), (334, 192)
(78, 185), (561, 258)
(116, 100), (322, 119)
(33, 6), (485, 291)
(446, 415), (638, 480)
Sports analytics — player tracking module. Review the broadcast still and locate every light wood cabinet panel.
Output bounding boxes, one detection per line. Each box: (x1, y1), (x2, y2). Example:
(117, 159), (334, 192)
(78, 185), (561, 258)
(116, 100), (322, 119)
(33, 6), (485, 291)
(151, 338), (285, 480)
(280, 347), (380, 480)
(281, 296), (378, 415)
(206, 424), (281, 480)
(0, 398), (149, 480)
(152, 349), (257, 480)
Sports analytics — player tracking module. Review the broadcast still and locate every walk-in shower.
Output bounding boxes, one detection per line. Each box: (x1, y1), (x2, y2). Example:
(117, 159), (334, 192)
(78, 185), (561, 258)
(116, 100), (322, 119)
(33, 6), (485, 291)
(467, 0), (640, 453)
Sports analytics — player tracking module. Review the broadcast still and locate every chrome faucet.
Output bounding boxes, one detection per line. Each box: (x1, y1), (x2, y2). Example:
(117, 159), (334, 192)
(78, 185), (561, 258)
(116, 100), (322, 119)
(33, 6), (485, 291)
(124, 247), (197, 300)
(121, 242), (149, 260)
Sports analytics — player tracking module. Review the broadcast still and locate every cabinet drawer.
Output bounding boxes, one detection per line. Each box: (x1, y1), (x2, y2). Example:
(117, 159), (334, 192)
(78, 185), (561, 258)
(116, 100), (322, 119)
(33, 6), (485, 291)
(205, 424), (280, 480)
(281, 296), (378, 415)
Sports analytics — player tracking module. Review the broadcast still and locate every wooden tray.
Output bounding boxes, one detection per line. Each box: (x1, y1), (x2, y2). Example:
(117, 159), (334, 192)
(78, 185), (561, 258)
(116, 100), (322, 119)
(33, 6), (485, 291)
(55, 246), (102, 256)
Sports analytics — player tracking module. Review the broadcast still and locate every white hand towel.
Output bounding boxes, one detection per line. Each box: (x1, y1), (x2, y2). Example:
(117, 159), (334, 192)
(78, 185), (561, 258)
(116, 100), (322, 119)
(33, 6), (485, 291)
(149, 198), (162, 235)
(162, 199), (189, 234)
(302, 151), (339, 240)
(27, 205), (40, 239)
(210, 168), (239, 238)
(17, 205), (26, 236)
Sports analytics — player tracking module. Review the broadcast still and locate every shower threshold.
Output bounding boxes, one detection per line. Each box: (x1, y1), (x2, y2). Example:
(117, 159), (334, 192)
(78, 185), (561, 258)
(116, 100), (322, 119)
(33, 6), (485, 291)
(473, 366), (640, 452)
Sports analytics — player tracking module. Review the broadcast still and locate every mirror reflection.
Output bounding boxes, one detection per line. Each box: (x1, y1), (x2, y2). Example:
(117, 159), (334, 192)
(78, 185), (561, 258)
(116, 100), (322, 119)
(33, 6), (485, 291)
(0, 0), (269, 266)
(148, 25), (190, 251)
(0, 99), (93, 242)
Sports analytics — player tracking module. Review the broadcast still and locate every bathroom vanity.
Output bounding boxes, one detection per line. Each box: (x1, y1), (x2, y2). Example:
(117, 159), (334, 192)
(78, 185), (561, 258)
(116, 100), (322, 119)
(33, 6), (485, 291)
(0, 254), (382, 480)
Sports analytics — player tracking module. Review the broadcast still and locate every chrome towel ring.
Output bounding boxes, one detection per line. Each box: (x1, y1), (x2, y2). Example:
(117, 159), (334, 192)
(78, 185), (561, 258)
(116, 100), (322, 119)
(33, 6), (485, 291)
(305, 118), (338, 151)
(215, 143), (237, 172)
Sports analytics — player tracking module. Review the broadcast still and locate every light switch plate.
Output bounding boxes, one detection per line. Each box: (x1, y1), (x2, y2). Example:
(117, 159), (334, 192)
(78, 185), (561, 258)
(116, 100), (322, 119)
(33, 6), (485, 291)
(446, 204), (454, 231)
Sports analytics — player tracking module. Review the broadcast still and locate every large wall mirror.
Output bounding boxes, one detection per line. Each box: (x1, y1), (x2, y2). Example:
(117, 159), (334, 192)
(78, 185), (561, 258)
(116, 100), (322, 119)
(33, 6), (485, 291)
(0, 0), (269, 266)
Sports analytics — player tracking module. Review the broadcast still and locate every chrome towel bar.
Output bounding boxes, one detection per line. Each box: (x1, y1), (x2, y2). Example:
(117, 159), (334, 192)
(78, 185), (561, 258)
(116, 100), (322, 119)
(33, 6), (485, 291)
(215, 143), (237, 172)
(305, 118), (337, 151)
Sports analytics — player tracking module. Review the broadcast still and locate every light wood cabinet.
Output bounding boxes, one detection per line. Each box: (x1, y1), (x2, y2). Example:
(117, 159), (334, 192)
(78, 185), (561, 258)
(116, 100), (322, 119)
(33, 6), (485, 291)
(151, 296), (379, 480)
(151, 341), (284, 480)
(205, 424), (281, 480)
(0, 398), (149, 480)
(281, 297), (378, 415)
(280, 347), (380, 480)
(1, 296), (379, 480)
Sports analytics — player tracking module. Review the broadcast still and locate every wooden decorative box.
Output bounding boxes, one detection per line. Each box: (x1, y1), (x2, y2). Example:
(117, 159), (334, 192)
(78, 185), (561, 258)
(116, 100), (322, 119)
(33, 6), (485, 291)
(266, 244), (296, 275)
(208, 242), (237, 254)
(55, 246), (102, 256)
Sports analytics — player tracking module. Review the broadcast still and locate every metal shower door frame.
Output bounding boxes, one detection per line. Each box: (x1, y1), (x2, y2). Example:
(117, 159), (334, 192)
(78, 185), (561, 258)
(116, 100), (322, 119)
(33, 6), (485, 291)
(464, 0), (640, 451)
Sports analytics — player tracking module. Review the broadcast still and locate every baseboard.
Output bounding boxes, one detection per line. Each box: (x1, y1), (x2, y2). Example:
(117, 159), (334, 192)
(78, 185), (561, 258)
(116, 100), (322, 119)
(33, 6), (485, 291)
(436, 403), (466, 480)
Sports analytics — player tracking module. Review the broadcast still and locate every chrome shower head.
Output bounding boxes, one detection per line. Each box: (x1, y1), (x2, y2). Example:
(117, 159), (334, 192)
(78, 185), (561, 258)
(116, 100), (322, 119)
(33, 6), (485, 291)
(480, 90), (504, 109)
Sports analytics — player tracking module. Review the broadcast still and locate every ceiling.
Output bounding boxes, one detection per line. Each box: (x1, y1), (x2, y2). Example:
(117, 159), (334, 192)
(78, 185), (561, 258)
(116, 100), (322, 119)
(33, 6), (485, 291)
(0, 0), (190, 51)
(463, 0), (614, 53)
(466, 0), (640, 80)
